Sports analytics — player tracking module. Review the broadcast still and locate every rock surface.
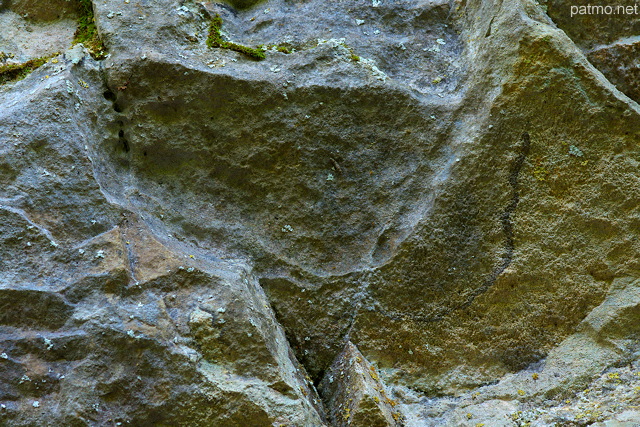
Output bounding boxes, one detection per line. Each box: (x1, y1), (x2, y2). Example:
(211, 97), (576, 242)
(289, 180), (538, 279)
(320, 341), (402, 427)
(1, 0), (640, 425)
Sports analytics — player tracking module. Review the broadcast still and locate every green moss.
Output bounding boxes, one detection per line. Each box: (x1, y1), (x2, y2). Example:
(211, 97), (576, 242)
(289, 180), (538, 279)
(0, 54), (58, 86)
(73, 0), (107, 59)
(207, 14), (265, 60)
(349, 54), (360, 62)
(264, 44), (293, 54)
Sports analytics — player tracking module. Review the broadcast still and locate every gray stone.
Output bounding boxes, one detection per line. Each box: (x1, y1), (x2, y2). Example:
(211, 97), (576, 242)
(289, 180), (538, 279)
(2, 0), (640, 424)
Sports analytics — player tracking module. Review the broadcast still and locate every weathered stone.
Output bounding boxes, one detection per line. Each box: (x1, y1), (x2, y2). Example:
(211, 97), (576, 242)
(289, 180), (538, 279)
(2, 0), (640, 424)
(320, 341), (401, 427)
(588, 40), (640, 104)
(3, 0), (80, 22)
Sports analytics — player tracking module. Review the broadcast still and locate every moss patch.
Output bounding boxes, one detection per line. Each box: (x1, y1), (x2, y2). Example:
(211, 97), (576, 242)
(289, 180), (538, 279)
(207, 14), (265, 60)
(73, 0), (107, 59)
(0, 55), (59, 86)
(264, 44), (293, 54)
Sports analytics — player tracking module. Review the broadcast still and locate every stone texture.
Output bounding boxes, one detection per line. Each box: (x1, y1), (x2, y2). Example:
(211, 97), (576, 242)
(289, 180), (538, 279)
(0, 1), (77, 62)
(588, 39), (640, 104)
(1, 0), (640, 425)
(319, 342), (401, 427)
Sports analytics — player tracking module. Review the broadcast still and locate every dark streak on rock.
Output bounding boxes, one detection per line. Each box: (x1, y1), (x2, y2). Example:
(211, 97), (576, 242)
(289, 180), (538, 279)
(460, 131), (531, 307)
(372, 132), (531, 323)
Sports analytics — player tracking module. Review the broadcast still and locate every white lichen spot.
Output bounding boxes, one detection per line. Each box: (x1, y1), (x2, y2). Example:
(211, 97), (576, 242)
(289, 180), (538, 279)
(50, 241), (58, 248)
(107, 11), (116, 18)
(355, 19), (365, 25)
(0, 352), (7, 359)
(270, 65), (280, 73)
(43, 338), (53, 351)
(78, 248), (85, 255)
(436, 38), (446, 45)
(372, 0), (381, 6)
(19, 375), (31, 384)
(126, 330), (137, 339)
(66, 81), (74, 94)
(95, 250), (105, 259)
(359, 58), (388, 82)
(317, 38), (346, 48)
(373, 29), (380, 35)
(569, 145), (584, 157)
(32, 401), (40, 408)
(326, 173), (334, 181)
(281, 224), (294, 233)
(216, 307), (226, 313)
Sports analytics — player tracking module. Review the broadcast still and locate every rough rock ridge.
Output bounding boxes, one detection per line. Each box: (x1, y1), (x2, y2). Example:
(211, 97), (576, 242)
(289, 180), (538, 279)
(1, 0), (640, 425)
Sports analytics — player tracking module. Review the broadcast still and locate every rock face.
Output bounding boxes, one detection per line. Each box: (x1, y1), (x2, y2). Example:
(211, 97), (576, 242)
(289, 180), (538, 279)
(319, 341), (402, 427)
(1, 0), (640, 425)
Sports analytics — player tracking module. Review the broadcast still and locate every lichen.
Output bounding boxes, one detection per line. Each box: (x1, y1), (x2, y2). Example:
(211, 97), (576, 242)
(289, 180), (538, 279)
(73, 0), (107, 60)
(207, 14), (265, 60)
(568, 144), (584, 157)
(0, 54), (58, 86)
(0, 52), (15, 63)
(533, 165), (549, 181)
